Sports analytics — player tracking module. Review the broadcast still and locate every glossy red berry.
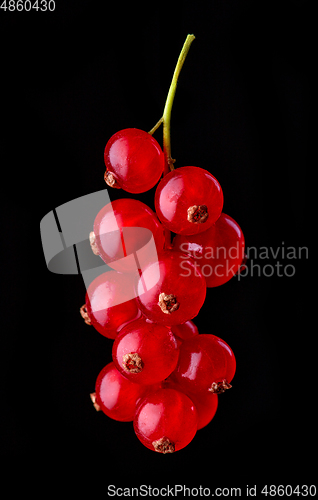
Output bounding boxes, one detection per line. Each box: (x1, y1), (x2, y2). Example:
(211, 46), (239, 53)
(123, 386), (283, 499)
(104, 128), (165, 193)
(135, 250), (206, 326)
(92, 362), (157, 422)
(92, 198), (165, 273)
(154, 166), (223, 235)
(173, 213), (245, 287)
(112, 318), (179, 385)
(191, 391), (218, 430)
(171, 320), (199, 342)
(172, 334), (236, 395)
(162, 377), (218, 430)
(133, 388), (198, 453)
(81, 270), (140, 339)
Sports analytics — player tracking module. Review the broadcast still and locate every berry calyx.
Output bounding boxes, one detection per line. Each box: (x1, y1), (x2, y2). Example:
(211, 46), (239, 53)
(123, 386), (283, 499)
(89, 231), (100, 256)
(187, 205), (209, 224)
(90, 392), (101, 411)
(80, 304), (91, 325)
(209, 380), (232, 394)
(104, 170), (121, 189)
(152, 437), (175, 454)
(122, 352), (144, 374)
(158, 292), (180, 314)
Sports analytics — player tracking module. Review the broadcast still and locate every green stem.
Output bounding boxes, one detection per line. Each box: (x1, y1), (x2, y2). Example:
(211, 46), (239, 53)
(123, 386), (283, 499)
(148, 117), (163, 136)
(162, 34), (195, 175)
(148, 34), (195, 173)
(148, 35), (195, 249)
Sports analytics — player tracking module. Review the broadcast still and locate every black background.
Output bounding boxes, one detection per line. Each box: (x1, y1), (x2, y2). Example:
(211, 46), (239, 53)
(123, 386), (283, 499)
(1, 0), (313, 491)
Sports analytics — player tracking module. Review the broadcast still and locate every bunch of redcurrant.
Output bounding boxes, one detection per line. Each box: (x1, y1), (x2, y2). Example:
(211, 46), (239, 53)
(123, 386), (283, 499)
(80, 35), (245, 454)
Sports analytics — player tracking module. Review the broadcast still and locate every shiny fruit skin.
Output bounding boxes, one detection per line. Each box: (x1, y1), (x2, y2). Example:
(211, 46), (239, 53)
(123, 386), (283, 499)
(135, 250), (206, 326)
(172, 334), (236, 394)
(154, 166), (223, 235)
(162, 376), (218, 430)
(94, 362), (157, 422)
(112, 318), (179, 385)
(104, 128), (165, 193)
(93, 198), (165, 273)
(173, 213), (245, 287)
(133, 388), (198, 453)
(171, 320), (199, 342)
(84, 270), (140, 339)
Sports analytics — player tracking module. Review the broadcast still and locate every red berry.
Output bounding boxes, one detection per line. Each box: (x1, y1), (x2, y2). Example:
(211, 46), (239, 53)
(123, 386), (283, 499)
(92, 198), (165, 273)
(104, 128), (165, 193)
(135, 250), (206, 326)
(81, 270), (140, 339)
(154, 166), (223, 235)
(92, 362), (156, 422)
(171, 320), (199, 342)
(162, 377), (218, 430)
(112, 318), (179, 385)
(173, 213), (245, 287)
(133, 388), (198, 453)
(172, 334), (236, 395)
(191, 391), (218, 430)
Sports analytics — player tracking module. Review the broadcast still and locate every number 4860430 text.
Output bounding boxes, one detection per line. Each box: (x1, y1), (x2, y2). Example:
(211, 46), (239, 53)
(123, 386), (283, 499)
(0, 0), (55, 11)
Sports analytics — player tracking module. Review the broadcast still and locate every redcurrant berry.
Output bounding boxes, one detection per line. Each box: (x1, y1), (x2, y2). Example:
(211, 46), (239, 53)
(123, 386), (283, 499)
(92, 362), (157, 422)
(133, 388), (198, 453)
(135, 250), (206, 326)
(191, 390), (218, 430)
(172, 334), (236, 395)
(162, 377), (218, 430)
(154, 166), (223, 235)
(91, 198), (165, 273)
(80, 270), (140, 339)
(112, 318), (179, 385)
(104, 128), (165, 193)
(173, 213), (245, 287)
(171, 320), (199, 342)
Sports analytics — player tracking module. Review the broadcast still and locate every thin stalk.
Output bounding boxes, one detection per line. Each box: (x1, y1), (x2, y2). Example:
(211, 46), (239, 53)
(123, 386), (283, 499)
(148, 35), (195, 249)
(162, 34), (195, 175)
(148, 117), (163, 136)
